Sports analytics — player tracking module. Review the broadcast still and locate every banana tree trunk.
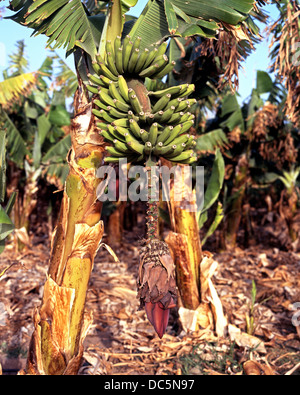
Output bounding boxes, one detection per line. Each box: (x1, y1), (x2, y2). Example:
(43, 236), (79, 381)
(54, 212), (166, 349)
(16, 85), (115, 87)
(163, 161), (202, 310)
(225, 154), (248, 249)
(164, 164), (227, 336)
(21, 80), (105, 375)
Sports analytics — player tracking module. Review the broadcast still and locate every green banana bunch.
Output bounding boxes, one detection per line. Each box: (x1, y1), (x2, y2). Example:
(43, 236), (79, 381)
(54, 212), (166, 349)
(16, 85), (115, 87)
(86, 37), (197, 165)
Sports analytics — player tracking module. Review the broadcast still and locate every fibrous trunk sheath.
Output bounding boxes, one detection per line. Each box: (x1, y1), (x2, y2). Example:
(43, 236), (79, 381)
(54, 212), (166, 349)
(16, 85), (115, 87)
(22, 81), (105, 375)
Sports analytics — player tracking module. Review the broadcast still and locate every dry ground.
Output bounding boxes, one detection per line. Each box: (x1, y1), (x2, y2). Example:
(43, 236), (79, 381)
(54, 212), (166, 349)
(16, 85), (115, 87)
(0, 226), (299, 375)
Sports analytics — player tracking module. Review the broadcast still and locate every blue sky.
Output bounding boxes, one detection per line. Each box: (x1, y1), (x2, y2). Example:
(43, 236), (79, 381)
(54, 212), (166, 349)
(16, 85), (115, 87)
(0, 0), (279, 104)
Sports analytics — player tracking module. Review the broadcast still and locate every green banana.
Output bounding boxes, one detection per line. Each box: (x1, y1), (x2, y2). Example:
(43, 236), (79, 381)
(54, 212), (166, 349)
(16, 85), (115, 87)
(129, 119), (141, 139)
(143, 47), (158, 69)
(98, 89), (116, 107)
(176, 100), (192, 113)
(139, 129), (149, 143)
(153, 142), (163, 155)
(153, 143), (174, 156)
(153, 61), (176, 79)
(179, 155), (197, 165)
(114, 36), (122, 54)
(122, 35), (131, 51)
(106, 146), (126, 158)
(128, 111), (140, 122)
(153, 110), (164, 123)
(95, 53), (105, 64)
(168, 112), (183, 125)
(92, 61), (102, 76)
(111, 118), (130, 128)
(129, 93), (143, 115)
(93, 109), (115, 124)
(86, 85), (99, 94)
(168, 97), (183, 109)
(108, 106), (128, 119)
(148, 122), (158, 145)
(97, 122), (109, 131)
(180, 120), (195, 134)
(139, 63), (160, 79)
(125, 133), (145, 155)
(114, 125), (129, 137)
(144, 141), (152, 155)
(167, 150), (195, 162)
(159, 106), (176, 123)
(114, 99), (130, 113)
(146, 113), (155, 125)
(157, 126), (173, 144)
(118, 75), (130, 102)
(171, 134), (190, 147)
(134, 48), (150, 73)
(131, 36), (142, 53)
(148, 85), (182, 98)
(163, 124), (182, 145)
(106, 52), (119, 77)
(104, 156), (123, 163)
(88, 73), (106, 87)
(151, 94), (171, 113)
(184, 135), (196, 149)
(99, 74), (113, 87)
(115, 47), (124, 74)
(178, 84), (195, 98)
(108, 81), (126, 104)
(100, 130), (114, 142)
(153, 42), (168, 60)
(98, 62), (118, 81)
(123, 40), (133, 73)
(152, 54), (169, 71)
(106, 40), (114, 55)
(179, 112), (192, 123)
(113, 140), (132, 154)
(108, 126), (126, 143)
(128, 48), (140, 74)
(164, 143), (187, 159)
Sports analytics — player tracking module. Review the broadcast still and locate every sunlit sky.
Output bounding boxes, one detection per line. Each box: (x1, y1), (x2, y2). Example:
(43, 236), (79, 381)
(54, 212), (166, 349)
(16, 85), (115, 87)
(0, 0), (279, 104)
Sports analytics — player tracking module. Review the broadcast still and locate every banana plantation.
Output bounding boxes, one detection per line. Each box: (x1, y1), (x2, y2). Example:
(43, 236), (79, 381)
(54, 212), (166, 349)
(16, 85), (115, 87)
(0, 0), (299, 376)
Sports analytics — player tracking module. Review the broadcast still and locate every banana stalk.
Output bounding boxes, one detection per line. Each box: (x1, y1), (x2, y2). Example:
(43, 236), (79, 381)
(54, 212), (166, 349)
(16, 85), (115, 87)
(225, 154), (248, 248)
(162, 160), (202, 310)
(21, 78), (105, 375)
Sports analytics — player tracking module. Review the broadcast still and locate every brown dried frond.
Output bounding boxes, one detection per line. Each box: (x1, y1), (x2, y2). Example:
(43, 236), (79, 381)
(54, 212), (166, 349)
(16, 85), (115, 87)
(227, 126), (242, 144)
(259, 132), (297, 169)
(200, 27), (252, 92)
(268, 1), (300, 125)
(254, 0), (270, 10)
(252, 103), (279, 141)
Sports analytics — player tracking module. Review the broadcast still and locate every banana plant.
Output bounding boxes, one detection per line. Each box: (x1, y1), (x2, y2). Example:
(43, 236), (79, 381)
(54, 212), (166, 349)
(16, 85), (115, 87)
(1, 42), (72, 247)
(277, 166), (300, 242)
(0, 129), (16, 254)
(204, 70), (299, 248)
(7, 0), (259, 375)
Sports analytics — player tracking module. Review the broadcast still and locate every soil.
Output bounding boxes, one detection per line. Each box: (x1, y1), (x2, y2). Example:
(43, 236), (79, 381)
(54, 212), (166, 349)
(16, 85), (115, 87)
(0, 221), (299, 375)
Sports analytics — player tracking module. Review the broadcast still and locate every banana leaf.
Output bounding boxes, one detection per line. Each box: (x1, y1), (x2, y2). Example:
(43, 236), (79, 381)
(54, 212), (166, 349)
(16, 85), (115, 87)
(42, 134), (71, 163)
(1, 111), (28, 167)
(197, 149), (225, 227)
(129, 0), (254, 49)
(202, 202), (224, 243)
(0, 72), (37, 107)
(0, 130), (6, 203)
(196, 129), (228, 153)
